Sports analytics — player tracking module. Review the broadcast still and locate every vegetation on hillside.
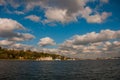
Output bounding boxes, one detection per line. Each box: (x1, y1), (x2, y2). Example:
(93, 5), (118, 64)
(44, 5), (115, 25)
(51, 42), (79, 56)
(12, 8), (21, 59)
(0, 47), (69, 60)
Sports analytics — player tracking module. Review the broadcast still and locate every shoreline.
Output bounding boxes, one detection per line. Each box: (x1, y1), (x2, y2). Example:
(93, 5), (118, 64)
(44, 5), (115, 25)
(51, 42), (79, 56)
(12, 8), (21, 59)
(0, 58), (119, 61)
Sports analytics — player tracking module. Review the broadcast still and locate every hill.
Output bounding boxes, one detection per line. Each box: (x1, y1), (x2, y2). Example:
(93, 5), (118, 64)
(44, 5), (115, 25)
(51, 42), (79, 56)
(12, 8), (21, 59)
(0, 47), (70, 60)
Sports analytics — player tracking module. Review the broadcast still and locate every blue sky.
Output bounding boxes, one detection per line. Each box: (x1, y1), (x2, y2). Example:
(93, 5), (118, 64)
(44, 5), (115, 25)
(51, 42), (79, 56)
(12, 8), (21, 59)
(0, 0), (120, 59)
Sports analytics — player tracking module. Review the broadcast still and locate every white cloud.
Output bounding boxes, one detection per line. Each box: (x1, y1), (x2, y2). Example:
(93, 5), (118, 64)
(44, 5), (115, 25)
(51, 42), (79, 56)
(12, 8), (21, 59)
(45, 8), (67, 23)
(42, 0), (88, 23)
(82, 11), (111, 23)
(59, 41), (120, 59)
(10, 43), (33, 50)
(59, 29), (120, 59)
(9, 33), (35, 42)
(22, 33), (35, 40)
(25, 15), (40, 22)
(42, 0), (110, 23)
(0, 18), (24, 32)
(80, 7), (109, 23)
(80, 7), (92, 18)
(38, 37), (56, 47)
(0, 18), (35, 41)
(0, 18), (35, 49)
(1, 0), (111, 24)
(113, 41), (120, 46)
(0, 40), (14, 46)
(64, 29), (120, 45)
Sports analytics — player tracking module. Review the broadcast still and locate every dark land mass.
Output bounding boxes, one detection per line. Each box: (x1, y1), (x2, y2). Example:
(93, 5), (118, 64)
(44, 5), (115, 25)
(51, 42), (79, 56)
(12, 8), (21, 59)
(0, 47), (71, 60)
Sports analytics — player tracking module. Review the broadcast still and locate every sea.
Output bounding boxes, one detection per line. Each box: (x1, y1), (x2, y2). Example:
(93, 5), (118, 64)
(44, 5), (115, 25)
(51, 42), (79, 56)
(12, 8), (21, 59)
(0, 59), (120, 80)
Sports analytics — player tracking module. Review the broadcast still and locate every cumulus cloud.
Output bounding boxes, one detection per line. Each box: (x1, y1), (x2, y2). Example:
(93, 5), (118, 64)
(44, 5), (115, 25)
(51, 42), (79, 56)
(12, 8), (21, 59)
(45, 8), (68, 23)
(25, 15), (40, 22)
(42, 0), (90, 23)
(38, 37), (56, 47)
(1, 0), (111, 24)
(31, 0), (110, 23)
(10, 43), (33, 50)
(0, 40), (14, 46)
(9, 33), (35, 42)
(59, 29), (120, 59)
(0, 18), (24, 31)
(0, 18), (24, 38)
(59, 41), (120, 59)
(80, 7), (111, 23)
(0, 18), (35, 49)
(85, 12), (111, 23)
(0, 18), (35, 41)
(64, 29), (120, 45)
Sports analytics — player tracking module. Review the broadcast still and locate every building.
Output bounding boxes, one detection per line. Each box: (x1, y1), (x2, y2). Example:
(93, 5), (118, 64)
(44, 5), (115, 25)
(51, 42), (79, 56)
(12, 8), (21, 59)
(36, 57), (53, 61)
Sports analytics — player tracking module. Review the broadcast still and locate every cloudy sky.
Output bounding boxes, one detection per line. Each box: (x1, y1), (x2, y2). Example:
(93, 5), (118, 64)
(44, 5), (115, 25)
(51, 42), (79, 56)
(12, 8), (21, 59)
(0, 0), (120, 59)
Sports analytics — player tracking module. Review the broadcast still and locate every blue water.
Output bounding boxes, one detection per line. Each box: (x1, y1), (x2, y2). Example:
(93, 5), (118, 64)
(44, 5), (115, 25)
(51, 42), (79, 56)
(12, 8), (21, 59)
(0, 59), (120, 80)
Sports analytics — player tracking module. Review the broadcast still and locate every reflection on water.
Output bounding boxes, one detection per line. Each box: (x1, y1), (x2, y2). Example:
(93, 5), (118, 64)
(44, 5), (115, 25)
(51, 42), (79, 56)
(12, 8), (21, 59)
(0, 60), (120, 80)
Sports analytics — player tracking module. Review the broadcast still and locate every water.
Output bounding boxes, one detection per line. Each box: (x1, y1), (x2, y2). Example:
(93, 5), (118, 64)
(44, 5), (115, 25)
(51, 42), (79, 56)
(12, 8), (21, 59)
(0, 59), (120, 80)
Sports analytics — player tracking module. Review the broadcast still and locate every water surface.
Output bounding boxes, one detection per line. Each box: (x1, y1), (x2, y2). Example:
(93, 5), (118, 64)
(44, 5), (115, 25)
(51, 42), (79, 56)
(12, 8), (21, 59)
(0, 59), (120, 80)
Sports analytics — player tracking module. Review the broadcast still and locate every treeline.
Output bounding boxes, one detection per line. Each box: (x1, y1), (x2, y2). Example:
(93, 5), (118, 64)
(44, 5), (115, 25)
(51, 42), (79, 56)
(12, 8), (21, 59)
(0, 47), (67, 60)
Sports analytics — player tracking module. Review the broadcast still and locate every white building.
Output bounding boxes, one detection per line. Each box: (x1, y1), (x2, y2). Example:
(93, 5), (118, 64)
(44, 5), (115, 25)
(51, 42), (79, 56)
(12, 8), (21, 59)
(36, 57), (53, 61)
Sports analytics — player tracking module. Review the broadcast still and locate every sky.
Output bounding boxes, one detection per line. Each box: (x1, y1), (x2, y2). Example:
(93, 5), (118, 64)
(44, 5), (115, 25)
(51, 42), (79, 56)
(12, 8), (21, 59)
(0, 0), (120, 59)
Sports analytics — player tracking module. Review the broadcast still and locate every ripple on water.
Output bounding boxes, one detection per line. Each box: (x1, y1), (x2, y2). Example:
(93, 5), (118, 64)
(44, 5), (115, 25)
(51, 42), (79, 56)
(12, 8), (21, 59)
(0, 60), (120, 80)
